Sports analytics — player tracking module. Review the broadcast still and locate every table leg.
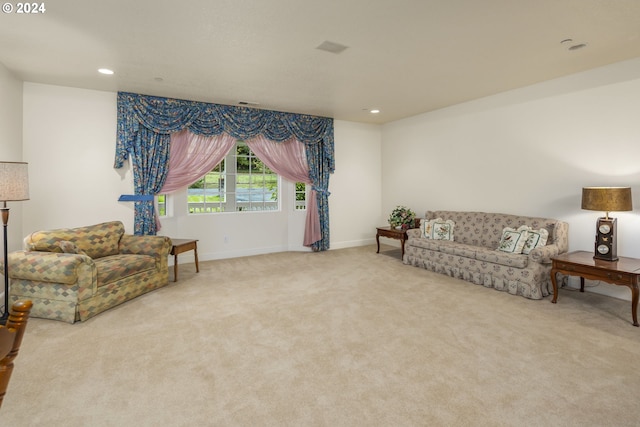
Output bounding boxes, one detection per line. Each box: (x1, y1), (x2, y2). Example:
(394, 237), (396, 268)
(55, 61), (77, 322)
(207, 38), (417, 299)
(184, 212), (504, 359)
(194, 245), (200, 273)
(376, 233), (380, 253)
(174, 254), (179, 282)
(631, 283), (639, 327)
(401, 238), (405, 259)
(550, 268), (559, 303)
(580, 277), (585, 292)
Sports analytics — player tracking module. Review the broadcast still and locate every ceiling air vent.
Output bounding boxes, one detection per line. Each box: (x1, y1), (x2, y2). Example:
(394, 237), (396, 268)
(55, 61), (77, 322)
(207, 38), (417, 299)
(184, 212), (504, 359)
(316, 41), (348, 54)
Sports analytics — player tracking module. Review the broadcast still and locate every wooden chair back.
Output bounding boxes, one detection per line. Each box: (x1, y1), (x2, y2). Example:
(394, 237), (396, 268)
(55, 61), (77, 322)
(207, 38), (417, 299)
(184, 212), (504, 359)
(0, 300), (33, 409)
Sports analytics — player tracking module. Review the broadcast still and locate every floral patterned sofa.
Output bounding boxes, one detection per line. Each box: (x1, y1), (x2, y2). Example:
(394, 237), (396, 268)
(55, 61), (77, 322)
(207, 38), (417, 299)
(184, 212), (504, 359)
(6, 221), (172, 323)
(403, 211), (569, 299)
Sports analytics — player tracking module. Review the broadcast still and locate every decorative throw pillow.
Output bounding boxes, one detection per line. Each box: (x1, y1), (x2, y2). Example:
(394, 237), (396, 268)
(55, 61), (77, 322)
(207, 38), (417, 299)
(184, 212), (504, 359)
(56, 240), (88, 256)
(421, 218), (455, 241)
(497, 226), (529, 254)
(420, 219), (432, 239)
(521, 226), (549, 255)
(24, 234), (63, 253)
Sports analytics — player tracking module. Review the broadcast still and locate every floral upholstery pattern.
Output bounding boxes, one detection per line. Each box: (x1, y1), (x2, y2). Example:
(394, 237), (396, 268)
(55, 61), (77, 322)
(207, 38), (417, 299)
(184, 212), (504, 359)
(7, 221), (172, 323)
(404, 211), (569, 299)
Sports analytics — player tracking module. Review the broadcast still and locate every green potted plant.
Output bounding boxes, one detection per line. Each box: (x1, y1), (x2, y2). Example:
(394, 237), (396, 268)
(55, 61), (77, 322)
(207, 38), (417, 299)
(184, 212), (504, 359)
(388, 205), (416, 229)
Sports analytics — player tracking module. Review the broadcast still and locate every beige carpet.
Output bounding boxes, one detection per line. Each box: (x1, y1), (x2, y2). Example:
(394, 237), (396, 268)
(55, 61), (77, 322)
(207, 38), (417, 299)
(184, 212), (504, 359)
(2, 245), (640, 426)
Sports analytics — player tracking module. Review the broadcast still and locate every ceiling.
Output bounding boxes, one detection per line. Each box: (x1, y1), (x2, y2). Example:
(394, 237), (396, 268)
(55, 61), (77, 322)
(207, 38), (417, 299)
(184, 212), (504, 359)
(1, 0), (640, 124)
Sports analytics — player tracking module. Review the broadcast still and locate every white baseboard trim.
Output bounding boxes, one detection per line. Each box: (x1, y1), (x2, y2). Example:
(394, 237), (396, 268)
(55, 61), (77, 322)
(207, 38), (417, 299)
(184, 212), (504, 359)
(565, 276), (632, 301)
(329, 238), (376, 250)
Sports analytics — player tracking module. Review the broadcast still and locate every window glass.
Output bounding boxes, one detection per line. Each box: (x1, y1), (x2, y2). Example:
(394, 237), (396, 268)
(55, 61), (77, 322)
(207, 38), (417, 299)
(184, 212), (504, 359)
(188, 142), (278, 213)
(157, 194), (167, 216)
(295, 182), (307, 210)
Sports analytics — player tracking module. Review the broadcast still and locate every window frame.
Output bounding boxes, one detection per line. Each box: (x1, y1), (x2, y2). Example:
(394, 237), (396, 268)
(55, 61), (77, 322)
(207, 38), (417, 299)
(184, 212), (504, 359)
(187, 141), (280, 214)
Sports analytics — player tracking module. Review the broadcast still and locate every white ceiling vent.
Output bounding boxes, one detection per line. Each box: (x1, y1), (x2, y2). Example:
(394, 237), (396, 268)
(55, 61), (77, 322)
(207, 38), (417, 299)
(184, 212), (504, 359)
(316, 41), (348, 54)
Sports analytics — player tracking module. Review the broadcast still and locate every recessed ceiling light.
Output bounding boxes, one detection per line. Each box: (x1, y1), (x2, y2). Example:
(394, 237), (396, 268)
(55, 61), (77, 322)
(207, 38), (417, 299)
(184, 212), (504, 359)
(370, 109), (380, 114)
(560, 39), (587, 51)
(568, 43), (587, 51)
(98, 68), (114, 75)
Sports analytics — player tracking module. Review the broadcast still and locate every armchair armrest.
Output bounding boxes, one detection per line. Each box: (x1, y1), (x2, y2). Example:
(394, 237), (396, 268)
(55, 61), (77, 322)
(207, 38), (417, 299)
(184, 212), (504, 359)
(528, 244), (562, 264)
(7, 251), (97, 298)
(119, 235), (172, 272)
(119, 235), (172, 257)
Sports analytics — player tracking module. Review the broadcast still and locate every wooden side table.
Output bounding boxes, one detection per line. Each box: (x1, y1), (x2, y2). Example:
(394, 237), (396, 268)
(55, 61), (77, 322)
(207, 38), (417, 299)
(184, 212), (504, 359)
(551, 250), (640, 326)
(170, 239), (199, 282)
(376, 226), (411, 259)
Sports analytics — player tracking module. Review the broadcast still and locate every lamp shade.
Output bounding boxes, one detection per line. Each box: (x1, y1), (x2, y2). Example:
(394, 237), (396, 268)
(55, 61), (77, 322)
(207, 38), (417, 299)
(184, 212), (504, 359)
(581, 187), (632, 213)
(0, 161), (30, 202)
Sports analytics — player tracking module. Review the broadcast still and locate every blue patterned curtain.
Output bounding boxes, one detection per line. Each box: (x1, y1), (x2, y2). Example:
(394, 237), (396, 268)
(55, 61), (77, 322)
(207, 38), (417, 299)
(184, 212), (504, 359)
(115, 92), (334, 249)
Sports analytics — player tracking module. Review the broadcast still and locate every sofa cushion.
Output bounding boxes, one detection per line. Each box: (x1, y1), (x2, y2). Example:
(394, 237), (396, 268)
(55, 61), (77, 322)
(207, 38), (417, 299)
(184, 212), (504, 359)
(56, 240), (87, 255)
(410, 237), (443, 252)
(25, 221), (124, 259)
(475, 247), (529, 268)
(94, 254), (156, 287)
(438, 241), (477, 258)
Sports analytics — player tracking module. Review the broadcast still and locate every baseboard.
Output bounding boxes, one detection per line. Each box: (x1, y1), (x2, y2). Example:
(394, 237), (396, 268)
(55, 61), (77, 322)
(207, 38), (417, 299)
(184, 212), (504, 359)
(565, 276), (632, 301)
(330, 237), (377, 250)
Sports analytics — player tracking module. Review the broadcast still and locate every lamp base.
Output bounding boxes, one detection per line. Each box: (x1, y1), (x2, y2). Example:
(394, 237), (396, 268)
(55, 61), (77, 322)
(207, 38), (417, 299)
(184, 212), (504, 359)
(593, 217), (618, 262)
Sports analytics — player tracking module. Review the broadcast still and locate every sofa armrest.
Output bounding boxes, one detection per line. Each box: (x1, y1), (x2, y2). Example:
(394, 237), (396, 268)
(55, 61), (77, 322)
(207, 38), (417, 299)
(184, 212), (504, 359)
(529, 244), (562, 264)
(120, 234), (172, 256)
(406, 229), (421, 239)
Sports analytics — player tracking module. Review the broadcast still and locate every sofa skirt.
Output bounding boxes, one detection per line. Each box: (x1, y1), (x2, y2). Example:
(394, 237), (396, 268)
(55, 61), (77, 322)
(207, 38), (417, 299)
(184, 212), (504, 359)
(403, 246), (552, 300)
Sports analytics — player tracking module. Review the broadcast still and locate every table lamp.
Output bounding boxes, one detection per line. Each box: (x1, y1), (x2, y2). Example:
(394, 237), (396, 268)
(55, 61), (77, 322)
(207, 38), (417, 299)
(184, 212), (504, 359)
(581, 186), (632, 262)
(0, 162), (30, 322)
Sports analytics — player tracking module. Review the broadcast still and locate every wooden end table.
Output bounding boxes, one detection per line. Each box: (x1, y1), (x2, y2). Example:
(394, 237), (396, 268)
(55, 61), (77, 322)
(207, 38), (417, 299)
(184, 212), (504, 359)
(376, 226), (411, 259)
(551, 250), (640, 326)
(170, 239), (200, 282)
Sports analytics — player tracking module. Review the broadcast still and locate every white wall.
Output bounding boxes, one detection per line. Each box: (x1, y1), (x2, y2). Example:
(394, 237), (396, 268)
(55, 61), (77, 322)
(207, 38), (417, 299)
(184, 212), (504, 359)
(22, 84), (134, 232)
(21, 83), (383, 264)
(330, 121), (383, 248)
(0, 63), (24, 252)
(381, 57), (640, 300)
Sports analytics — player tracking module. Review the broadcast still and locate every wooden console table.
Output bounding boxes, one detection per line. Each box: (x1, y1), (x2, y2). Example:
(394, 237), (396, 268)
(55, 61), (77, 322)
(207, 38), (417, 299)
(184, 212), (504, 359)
(170, 239), (199, 282)
(376, 226), (410, 259)
(550, 250), (640, 326)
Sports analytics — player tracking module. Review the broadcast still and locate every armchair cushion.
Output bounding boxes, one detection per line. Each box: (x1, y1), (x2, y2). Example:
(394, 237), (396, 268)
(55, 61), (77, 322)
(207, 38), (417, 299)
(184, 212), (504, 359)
(56, 240), (87, 255)
(24, 221), (123, 259)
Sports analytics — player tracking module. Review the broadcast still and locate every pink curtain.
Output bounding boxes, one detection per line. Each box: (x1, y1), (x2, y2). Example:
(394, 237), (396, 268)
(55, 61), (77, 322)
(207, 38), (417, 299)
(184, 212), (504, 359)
(156, 130), (320, 247)
(160, 130), (236, 193)
(247, 135), (321, 246)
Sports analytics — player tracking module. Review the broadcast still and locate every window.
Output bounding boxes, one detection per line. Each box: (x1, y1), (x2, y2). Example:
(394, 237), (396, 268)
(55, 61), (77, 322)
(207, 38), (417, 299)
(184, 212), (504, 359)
(188, 141), (279, 213)
(157, 194), (167, 216)
(294, 182), (307, 210)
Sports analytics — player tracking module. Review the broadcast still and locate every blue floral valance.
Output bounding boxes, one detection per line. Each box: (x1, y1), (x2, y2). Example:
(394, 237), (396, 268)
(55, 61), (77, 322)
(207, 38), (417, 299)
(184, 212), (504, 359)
(115, 92), (335, 170)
